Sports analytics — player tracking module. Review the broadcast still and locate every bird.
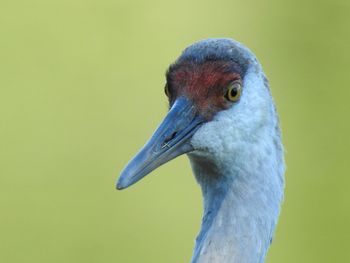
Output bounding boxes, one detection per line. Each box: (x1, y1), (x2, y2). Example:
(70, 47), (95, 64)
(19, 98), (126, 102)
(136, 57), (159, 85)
(117, 38), (285, 263)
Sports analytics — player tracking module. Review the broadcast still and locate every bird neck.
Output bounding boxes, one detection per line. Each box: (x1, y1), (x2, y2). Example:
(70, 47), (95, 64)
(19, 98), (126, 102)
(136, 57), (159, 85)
(188, 139), (284, 263)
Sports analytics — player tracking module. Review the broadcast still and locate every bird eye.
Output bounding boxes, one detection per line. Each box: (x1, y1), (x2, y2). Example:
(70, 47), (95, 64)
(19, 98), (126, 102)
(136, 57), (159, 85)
(226, 81), (242, 102)
(164, 84), (170, 97)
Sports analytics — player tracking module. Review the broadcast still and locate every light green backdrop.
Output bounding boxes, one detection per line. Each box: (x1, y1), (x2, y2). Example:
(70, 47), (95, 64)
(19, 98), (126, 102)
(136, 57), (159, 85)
(1, 0), (349, 262)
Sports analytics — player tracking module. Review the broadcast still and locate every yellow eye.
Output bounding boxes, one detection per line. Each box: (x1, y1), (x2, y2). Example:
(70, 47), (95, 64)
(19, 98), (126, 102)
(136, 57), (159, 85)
(226, 81), (242, 102)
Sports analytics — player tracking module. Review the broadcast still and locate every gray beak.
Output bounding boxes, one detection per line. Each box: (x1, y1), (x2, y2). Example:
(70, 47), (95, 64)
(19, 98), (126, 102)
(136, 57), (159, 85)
(116, 97), (204, 190)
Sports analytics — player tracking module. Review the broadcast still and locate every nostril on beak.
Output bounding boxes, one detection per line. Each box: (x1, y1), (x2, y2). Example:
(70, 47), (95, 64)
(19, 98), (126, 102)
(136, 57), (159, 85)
(162, 132), (178, 149)
(167, 132), (177, 142)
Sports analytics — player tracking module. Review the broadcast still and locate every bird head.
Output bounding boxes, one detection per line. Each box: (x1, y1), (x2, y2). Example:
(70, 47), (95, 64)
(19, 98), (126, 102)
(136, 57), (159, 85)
(117, 38), (275, 189)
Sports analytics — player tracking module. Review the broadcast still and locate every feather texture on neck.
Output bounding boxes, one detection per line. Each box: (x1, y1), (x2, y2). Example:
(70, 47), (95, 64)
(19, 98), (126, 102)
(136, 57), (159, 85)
(188, 70), (284, 263)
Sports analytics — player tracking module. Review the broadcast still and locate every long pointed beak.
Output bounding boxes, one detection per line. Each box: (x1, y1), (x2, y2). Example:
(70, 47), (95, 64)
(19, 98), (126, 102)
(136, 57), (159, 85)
(117, 97), (204, 190)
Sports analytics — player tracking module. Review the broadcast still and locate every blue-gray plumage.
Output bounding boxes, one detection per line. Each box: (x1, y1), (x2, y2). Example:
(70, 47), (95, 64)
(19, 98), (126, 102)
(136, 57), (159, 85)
(117, 38), (285, 263)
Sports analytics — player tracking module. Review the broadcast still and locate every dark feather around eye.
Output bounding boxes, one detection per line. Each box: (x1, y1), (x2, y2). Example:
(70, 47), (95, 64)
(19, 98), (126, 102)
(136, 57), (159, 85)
(164, 84), (170, 97)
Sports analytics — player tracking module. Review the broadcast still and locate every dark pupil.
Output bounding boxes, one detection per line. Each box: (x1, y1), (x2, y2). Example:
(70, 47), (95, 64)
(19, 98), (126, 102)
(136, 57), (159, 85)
(230, 87), (238, 97)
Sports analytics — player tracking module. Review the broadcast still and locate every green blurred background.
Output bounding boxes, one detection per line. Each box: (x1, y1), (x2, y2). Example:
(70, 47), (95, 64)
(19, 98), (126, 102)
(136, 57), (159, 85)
(1, 0), (349, 262)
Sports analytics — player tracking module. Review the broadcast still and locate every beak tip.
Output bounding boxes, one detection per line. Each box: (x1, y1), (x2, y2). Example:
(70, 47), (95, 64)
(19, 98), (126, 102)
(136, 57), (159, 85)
(116, 178), (127, 190)
(116, 184), (123, 190)
(116, 170), (136, 190)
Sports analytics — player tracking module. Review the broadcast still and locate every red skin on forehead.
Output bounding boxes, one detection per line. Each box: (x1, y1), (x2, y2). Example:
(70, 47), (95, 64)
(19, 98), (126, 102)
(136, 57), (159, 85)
(167, 60), (242, 119)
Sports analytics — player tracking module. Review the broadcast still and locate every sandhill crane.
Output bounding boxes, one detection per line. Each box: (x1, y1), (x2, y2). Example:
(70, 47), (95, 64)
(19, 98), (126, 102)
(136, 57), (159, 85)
(117, 38), (285, 263)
